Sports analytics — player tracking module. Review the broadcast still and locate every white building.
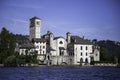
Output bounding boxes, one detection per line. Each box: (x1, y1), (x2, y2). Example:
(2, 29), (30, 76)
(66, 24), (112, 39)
(67, 33), (100, 65)
(43, 31), (67, 65)
(17, 16), (100, 65)
(19, 43), (35, 55)
(32, 38), (46, 63)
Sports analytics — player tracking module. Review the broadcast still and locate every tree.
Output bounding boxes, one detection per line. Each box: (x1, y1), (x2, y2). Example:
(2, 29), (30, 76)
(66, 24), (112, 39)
(0, 27), (16, 64)
(17, 54), (26, 66)
(8, 33), (16, 56)
(31, 50), (38, 63)
(100, 47), (110, 61)
(4, 55), (17, 67)
(0, 27), (10, 63)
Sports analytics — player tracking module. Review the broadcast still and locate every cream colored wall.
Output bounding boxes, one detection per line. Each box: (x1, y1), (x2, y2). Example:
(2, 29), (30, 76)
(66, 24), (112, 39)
(74, 44), (93, 65)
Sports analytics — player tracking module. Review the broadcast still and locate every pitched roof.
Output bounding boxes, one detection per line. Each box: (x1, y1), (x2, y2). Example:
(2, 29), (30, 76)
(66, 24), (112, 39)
(71, 36), (93, 45)
(19, 43), (35, 49)
(54, 36), (65, 40)
(32, 38), (46, 42)
(30, 16), (41, 20)
(59, 47), (65, 50)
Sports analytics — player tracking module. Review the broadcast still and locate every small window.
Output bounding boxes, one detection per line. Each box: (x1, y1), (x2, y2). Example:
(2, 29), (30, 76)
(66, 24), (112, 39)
(36, 46), (39, 48)
(43, 51), (44, 54)
(36, 21), (39, 25)
(86, 52), (87, 56)
(71, 52), (74, 56)
(43, 46), (45, 48)
(81, 52), (82, 56)
(80, 46), (82, 50)
(59, 41), (63, 44)
(22, 50), (24, 53)
(96, 53), (98, 56)
(86, 46), (88, 50)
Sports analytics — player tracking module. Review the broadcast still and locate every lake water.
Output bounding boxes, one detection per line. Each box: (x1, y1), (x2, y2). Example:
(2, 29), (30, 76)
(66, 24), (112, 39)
(0, 66), (120, 80)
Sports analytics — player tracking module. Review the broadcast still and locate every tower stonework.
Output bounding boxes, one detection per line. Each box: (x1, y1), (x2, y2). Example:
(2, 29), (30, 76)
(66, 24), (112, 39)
(66, 32), (71, 44)
(29, 17), (41, 40)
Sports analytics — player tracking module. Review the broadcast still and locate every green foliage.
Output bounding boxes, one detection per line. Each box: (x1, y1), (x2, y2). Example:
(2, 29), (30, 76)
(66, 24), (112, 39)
(15, 34), (29, 44)
(0, 27), (39, 66)
(94, 39), (120, 63)
(0, 27), (16, 63)
(25, 50), (38, 64)
(4, 55), (17, 67)
(17, 54), (26, 66)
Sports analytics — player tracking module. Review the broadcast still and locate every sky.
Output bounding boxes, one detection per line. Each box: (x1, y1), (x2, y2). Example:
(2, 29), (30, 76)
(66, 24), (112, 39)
(0, 0), (120, 41)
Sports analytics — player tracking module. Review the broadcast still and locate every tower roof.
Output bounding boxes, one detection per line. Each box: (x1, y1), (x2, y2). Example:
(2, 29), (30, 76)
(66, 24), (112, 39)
(30, 16), (41, 20)
(66, 32), (71, 34)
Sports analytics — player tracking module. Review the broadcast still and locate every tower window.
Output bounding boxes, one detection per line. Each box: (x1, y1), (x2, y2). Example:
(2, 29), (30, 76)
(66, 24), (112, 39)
(86, 52), (87, 56)
(36, 21), (39, 25)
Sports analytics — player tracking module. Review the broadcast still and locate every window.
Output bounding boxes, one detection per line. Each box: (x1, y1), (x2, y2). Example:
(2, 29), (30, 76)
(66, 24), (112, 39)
(43, 51), (44, 54)
(22, 50), (24, 53)
(60, 50), (64, 56)
(80, 58), (83, 63)
(43, 46), (45, 48)
(80, 46), (82, 50)
(36, 46), (39, 48)
(96, 53), (98, 56)
(86, 52), (87, 56)
(72, 53), (74, 56)
(86, 46), (88, 50)
(59, 41), (63, 44)
(81, 52), (82, 56)
(85, 58), (88, 64)
(36, 21), (39, 25)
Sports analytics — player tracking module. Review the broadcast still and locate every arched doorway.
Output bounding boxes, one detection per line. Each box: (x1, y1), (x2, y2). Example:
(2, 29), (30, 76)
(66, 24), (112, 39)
(70, 58), (72, 65)
(80, 58), (83, 66)
(85, 58), (88, 65)
(47, 55), (50, 60)
(90, 57), (94, 65)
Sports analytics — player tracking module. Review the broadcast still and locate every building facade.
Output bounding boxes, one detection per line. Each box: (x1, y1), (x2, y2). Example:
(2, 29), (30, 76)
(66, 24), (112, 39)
(18, 16), (100, 65)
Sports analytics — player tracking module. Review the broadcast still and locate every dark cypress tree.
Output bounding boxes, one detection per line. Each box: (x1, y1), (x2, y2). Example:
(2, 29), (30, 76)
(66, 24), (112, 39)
(0, 27), (10, 63)
(0, 27), (16, 64)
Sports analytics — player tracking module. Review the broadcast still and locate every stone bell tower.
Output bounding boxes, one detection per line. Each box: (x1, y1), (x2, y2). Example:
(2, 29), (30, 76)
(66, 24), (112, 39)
(29, 16), (41, 40)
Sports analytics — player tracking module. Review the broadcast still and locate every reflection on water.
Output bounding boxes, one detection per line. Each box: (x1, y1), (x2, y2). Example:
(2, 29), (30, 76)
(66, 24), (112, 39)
(0, 66), (120, 80)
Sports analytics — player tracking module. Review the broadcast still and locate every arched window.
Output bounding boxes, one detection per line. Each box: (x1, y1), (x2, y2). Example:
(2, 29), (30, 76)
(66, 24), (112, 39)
(80, 58), (83, 63)
(85, 58), (88, 64)
(48, 55), (50, 60)
(59, 41), (63, 44)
